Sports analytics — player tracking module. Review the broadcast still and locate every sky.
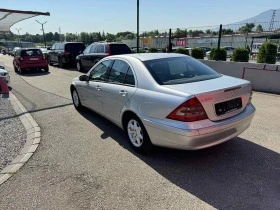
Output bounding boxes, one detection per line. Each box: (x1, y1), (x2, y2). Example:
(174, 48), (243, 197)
(1, 0), (279, 35)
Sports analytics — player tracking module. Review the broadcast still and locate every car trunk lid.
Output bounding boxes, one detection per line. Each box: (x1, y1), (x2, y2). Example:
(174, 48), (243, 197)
(163, 75), (252, 121)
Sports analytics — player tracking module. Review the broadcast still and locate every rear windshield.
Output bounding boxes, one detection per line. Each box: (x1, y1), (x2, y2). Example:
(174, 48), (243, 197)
(109, 44), (132, 55)
(21, 49), (42, 56)
(144, 57), (221, 85)
(65, 43), (86, 52)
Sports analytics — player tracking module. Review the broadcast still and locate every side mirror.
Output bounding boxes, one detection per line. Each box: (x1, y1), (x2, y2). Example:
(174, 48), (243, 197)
(79, 75), (89, 81)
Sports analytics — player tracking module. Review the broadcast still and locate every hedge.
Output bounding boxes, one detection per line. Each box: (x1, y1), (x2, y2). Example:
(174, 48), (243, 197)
(191, 48), (204, 59)
(257, 42), (277, 64)
(209, 48), (227, 61)
(175, 48), (189, 55)
(232, 48), (249, 62)
(149, 48), (158, 53)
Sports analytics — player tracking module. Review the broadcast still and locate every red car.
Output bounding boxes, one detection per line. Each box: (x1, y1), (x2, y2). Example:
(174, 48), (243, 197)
(13, 48), (49, 74)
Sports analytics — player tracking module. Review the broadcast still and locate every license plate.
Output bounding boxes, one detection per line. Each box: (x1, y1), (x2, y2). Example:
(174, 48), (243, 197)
(215, 98), (242, 116)
(30, 58), (39, 60)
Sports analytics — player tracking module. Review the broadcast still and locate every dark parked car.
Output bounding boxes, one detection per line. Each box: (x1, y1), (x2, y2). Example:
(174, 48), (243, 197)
(48, 42), (86, 68)
(13, 48), (49, 74)
(1, 49), (6, 55)
(75, 42), (131, 72)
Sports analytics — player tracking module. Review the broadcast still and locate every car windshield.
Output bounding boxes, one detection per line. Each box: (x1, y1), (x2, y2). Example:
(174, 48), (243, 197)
(144, 57), (221, 85)
(109, 44), (132, 55)
(21, 49), (42, 56)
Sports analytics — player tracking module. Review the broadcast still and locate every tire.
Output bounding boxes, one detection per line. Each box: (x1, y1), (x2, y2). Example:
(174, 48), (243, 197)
(13, 64), (17, 72)
(71, 88), (83, 110)
(76, 61), (83, 72)
(59, 58), (64, 68)
(125, 115), (153, 153)
(18, 67), (25, 74)
(44, 66), (49, 72)
(48, 57), (53, 66)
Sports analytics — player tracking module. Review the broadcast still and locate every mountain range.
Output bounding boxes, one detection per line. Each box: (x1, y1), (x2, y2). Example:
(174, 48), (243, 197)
(224, 9), (280, 31)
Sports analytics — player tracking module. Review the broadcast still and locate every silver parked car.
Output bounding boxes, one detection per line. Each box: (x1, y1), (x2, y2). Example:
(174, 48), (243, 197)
(70, 53), (255, 152)
(0, 64), (10, 85)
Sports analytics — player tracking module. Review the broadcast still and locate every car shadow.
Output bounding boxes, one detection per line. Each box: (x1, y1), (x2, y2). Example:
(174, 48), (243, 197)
(78, 108), (280, 209)
(17, 70), (50, 77)
(51, 64), (77, 71)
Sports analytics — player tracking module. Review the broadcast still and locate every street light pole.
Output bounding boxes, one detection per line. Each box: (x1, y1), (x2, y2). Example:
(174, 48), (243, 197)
(36, 20), (47, 47)
(137, 0), (139, 53)
(15, 28), (22, 47)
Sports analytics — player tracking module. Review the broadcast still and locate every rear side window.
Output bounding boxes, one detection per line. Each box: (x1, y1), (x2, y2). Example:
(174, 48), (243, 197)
(124, 67), (135, 86)
(144, 57), (221, 85)
(21, 49), (42, 56)
(109, 44), (132, 55)
(65, 43), (86, 53)
(108, 60), (135, 86)
(96, 45), (104, 53)
(89, 45), (97, 53)
(108, 60), (129, 83)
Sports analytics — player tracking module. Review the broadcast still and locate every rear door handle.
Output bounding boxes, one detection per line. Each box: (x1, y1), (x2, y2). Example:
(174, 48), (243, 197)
(119, 90), (128, 96)
(96, 85), (101, 91)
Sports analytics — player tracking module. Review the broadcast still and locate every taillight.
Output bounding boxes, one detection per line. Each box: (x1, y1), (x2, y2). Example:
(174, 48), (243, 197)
(64, 51), (70, 55)
(167, 97), (208, 122)
(19, 57), (24, 61)
(42, 54), (46, 60)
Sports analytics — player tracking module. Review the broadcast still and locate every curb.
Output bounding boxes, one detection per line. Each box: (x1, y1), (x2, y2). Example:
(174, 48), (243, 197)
(0, 92), (41, 185)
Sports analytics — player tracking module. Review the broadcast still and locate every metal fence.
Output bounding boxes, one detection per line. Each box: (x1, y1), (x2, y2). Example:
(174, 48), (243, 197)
(121, 21), (280, 51)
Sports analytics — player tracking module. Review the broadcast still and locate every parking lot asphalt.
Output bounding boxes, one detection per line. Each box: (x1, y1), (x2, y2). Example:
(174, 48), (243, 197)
(0, 55), (279, 209)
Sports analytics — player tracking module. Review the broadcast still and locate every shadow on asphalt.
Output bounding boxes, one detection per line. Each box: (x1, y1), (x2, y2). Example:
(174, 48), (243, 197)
(0, 103), (73, 121)
(78, 107), (280, 209)
(17, 70), (50, 77)
(51, 64), (77, 71)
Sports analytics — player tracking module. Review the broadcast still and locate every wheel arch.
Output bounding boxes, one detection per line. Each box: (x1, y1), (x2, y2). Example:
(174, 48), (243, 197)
(121, 110), (141, 130)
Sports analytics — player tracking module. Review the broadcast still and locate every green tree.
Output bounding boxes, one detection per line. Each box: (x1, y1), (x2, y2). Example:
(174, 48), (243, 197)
(238, 23), (255, 33)
(222, 29), (234, 34)
(105, 33), (116, 41)
(206, 29), (212, 34)
(256, 24), (264, 32)
(54, 32), (60, 41)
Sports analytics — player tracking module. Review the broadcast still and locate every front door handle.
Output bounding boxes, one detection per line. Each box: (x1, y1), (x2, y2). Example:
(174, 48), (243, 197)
(119, 90), (128, 96)
(96, 85), (101, 91)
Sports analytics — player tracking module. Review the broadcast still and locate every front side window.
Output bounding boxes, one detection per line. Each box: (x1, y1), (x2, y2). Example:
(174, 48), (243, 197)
(108, 60), (129, 83)
(83, 44), (91, 54)
(144, 57), (221, 85)
(89, 60), (112, 81)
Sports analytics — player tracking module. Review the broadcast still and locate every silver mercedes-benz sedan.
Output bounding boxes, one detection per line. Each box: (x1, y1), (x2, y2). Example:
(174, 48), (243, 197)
(70, 53), (255, 152)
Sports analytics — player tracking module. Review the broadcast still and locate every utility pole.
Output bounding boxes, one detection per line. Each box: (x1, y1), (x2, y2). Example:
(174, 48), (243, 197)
(137, 0), (139, 53)
(58, 27), (61, 42)
(36, 20), (47, 47)
(15, 28), (22, 47)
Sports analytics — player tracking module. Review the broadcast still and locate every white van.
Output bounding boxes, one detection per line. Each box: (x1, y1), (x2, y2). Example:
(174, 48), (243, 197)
(251, 43), (263, 54)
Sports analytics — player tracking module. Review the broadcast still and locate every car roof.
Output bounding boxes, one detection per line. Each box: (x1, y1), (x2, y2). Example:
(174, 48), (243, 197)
(20, 48), (42, 51)
(112, 53), (186, 61)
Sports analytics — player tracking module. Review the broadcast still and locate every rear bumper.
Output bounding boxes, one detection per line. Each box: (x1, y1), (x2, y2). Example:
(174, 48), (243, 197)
(20, 61), (48, 69)
(142, 104), (255, 150)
